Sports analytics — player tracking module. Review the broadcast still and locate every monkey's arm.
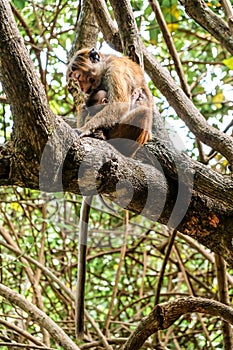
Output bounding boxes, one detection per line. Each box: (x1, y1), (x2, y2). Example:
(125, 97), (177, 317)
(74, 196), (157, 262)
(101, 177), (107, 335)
(79, 102), (130, 137)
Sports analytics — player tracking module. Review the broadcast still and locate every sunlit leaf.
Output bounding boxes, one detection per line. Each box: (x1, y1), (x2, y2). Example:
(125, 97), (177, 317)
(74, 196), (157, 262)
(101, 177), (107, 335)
(163, 3), (180, 21)
(10, 202), (23, 212)
(223, 57), (233, 70)
(212, 91), (224, 109)
(170, 4), (180, 20)
(167, 22), (179, 33)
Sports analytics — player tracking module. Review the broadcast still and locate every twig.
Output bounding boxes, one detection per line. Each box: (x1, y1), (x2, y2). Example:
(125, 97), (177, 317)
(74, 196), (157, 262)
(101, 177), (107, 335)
(0, 319), (46, 347)
(0, 343), (54, 349)
(154, 229), (177, 305)
(84, 311), (114, 350)
(173, 244), (215, 350)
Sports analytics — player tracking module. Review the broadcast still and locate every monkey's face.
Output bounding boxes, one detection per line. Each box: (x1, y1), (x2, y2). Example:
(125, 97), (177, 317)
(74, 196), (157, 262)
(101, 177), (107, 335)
(67, 48), (102, 94)
(70, 69), (95, 94)
(70, 69), (100, 94)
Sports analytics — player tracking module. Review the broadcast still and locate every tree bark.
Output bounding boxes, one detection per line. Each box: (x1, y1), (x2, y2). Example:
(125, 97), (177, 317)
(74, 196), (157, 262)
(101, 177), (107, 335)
(123, 296), (233, 350)
(179, 0), (233, 55)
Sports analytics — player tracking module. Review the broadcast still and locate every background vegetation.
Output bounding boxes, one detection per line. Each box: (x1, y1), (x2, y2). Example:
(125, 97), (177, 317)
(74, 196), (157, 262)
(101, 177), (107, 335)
(0, 0), (232, 349)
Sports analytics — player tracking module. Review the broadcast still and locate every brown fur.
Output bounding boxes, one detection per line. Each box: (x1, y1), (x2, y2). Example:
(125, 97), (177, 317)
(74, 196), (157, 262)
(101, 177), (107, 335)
(67, 48), (153, 153)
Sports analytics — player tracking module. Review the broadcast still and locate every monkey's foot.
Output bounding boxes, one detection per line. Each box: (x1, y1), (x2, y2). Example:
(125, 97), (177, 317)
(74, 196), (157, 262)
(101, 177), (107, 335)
(78, 127), (92, 137)
(77, 127), (106, 140)
(79, 131), (91, 138)
(74, 128), (82, 136)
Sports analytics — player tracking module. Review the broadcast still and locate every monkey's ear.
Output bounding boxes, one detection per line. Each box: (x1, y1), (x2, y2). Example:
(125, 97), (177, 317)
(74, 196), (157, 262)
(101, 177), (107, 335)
(88, 48), (100, 63)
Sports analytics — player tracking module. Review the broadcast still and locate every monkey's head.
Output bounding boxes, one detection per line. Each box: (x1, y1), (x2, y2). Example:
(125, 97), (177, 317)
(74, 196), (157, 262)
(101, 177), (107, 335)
(67, 48), (102, 94)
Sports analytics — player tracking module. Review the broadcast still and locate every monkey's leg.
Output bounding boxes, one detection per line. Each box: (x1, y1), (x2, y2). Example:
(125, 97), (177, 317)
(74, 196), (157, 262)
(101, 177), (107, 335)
(78, 103), (129, 137)
(76, 195), (92, 338)
(108, 106), (152, 157)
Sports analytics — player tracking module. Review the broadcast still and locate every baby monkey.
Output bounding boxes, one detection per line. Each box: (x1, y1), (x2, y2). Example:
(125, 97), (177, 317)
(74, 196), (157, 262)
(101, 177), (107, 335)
(78, 89), (108, 140)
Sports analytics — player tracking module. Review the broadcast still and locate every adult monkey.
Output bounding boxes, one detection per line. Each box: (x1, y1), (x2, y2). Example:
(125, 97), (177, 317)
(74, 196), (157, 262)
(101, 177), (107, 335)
(67, 48), (153, 337)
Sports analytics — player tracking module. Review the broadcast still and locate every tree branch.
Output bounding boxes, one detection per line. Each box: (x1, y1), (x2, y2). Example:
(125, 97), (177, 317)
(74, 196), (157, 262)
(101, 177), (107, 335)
(123, 296), (233, 350)
(179, 0), (233, 55)
(143, 47), (233, 166)
(109, 0), (143, 65)
(149, 0), (191, 97)
(91, 0), (122, 51)
(221, 0), (233, 36)
(0, 0), (233, 265)
(69, 0), (99, 58)
(0, 283), (80, 350)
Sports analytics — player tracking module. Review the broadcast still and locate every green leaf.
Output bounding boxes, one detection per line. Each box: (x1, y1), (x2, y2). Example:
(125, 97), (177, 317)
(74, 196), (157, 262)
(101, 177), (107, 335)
(12, 0), (26, 10)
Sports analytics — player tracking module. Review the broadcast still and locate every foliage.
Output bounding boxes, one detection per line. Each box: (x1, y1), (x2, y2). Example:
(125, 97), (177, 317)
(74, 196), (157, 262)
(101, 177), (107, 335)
(0, 0), (232, 349)
(1, 188), (232, 349)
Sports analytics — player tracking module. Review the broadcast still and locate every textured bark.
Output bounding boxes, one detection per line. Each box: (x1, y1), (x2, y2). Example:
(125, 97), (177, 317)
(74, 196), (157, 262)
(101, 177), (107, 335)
(123, 296), (233, 350)
(179, 0), (233, 55)
(69, 0), (99, 58)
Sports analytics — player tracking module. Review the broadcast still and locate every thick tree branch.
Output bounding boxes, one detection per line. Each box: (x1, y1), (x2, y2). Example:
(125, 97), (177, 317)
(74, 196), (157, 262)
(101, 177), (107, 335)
(69, 0), (99, 58)
(0, 0), (58, 187)
(179, 0), (233, 55)
(0, 0), (233, 265)
(0, 3), (232, 263)
(91, 0), (122, 51)
(147, 139), (233, 210)
(63, 131), (233, 266)
(221, 0), (233, 36)
(109, 0), (143, 65)
(0, 1), (54, 146)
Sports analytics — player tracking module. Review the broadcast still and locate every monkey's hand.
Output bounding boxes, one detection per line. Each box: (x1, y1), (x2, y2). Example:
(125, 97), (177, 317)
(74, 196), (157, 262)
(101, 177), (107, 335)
(92, 130), (106, 140)
(79, 126), (106, 140)
(79, 126), (92, 138)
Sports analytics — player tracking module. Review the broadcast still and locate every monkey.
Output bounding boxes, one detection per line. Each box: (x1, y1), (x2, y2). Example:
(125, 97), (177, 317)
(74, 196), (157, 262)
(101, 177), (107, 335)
(79, 87), (149, 150)
(67, 47), (153, 156)
(67, 48), (153, 338)
(86, 89), (108, 107)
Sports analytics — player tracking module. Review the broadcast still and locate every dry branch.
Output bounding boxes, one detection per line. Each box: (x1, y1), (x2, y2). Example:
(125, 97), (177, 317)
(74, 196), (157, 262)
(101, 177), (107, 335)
(123, 296), (233, 350)
(0, 283), (80, 350)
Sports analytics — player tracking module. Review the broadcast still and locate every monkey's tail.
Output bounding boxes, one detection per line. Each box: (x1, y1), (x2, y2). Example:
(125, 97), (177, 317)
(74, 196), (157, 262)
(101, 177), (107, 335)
(76, 195), (93, 338)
